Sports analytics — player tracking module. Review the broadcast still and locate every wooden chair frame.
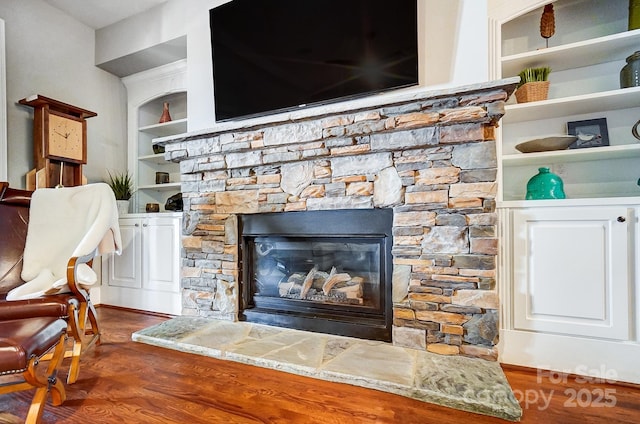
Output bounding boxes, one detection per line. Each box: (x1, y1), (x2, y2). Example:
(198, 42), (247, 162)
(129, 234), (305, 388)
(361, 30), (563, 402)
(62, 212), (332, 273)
(39, 252), (101, 384)
(0, 330), (67, 423)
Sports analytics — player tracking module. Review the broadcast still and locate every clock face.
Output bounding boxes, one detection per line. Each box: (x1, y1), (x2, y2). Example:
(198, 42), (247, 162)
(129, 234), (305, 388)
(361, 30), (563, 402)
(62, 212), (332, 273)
(48, 113), (85, 162)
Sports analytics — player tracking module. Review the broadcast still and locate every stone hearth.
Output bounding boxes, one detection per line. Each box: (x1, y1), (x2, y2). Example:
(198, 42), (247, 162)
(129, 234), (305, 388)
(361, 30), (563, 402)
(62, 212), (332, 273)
(156, 79), (518, 361)
(133, 316), (522, 421)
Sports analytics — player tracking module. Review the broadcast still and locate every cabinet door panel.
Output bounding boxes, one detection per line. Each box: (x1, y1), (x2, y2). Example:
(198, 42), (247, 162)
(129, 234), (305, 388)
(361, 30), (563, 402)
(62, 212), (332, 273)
(109, 219), (142, 288)
(512, 206), (630, 340)
(143, 218), (180, 292)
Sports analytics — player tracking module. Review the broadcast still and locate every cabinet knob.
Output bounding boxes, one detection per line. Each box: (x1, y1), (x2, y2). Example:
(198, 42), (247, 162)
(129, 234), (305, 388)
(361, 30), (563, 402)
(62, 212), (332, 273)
(617, 216), (626, 223)
(143, 223), (148, 227)
(134, 223), (140, 227)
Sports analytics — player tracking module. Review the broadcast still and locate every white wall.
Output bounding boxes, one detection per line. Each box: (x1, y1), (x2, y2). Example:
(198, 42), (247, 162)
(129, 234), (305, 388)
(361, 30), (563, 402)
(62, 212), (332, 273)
(94, 0), (489, 133)
(0, 0), (127, 188)
(185, 0), (225, 131)
(422, 0), (489, 87)
(95, 1), (187, 66)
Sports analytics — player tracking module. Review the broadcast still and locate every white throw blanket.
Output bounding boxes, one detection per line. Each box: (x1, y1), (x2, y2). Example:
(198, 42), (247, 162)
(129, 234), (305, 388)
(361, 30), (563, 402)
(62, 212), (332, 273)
(6, 183), (122, 300)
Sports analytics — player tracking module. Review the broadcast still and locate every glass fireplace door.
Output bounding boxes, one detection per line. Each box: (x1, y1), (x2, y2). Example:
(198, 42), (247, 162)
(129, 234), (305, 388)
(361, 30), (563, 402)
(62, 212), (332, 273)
(248, 237), (383, 313)
(239, 209), (393, 341)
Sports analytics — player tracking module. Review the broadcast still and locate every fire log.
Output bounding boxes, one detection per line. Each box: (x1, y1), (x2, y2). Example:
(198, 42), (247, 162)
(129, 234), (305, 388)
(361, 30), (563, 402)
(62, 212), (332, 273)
(332, 278), (364, 300)
(299, 266), (319, 298)
(321, 273), (352, 295)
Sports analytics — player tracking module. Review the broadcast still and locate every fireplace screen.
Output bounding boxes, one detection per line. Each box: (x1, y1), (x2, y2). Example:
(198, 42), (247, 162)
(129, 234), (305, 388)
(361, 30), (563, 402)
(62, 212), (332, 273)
(240, 209), (393, 341)
(249, 237), (381, 310)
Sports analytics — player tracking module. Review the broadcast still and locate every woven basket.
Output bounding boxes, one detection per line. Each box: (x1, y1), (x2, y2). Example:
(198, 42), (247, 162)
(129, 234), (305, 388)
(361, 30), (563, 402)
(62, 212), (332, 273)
(515, 81), (550, 103)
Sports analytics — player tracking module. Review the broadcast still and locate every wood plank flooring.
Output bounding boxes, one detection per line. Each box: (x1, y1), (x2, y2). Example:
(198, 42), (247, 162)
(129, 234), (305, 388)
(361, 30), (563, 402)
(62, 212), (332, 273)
(1, 306), (639, 423)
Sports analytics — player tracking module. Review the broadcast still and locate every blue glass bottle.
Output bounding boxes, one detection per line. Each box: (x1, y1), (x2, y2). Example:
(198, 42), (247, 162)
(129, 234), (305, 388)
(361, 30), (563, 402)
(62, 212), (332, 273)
(526, 167), (566, 200)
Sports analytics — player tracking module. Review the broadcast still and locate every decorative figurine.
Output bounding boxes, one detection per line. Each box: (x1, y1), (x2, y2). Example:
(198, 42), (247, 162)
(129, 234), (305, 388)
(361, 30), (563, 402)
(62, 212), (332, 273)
(159, 102), (172, 123)
(540, 4), (556, 48)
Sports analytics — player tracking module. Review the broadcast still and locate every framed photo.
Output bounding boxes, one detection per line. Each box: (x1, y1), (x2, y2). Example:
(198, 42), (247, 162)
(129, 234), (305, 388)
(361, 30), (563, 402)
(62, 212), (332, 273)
(567, 118), (609, 149)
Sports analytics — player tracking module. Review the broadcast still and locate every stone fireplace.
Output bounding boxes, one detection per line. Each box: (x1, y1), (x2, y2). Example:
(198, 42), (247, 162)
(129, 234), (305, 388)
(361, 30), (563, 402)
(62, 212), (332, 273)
(157, 79), (518, 361)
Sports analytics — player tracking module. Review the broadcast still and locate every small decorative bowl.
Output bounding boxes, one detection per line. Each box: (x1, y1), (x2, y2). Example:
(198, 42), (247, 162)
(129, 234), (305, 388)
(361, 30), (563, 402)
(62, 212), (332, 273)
(146, 203), (160, 213)
(515, 136), (578, 153)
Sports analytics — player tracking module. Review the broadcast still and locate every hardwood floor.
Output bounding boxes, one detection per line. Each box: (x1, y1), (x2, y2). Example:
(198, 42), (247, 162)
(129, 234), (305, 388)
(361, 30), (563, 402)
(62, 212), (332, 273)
(2, 307), (639, 423)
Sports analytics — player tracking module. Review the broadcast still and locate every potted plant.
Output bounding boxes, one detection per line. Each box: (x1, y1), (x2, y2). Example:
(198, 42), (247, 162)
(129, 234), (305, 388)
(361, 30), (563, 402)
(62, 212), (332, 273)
(107, 171), (134, 215)
(515, 66), (551, 103)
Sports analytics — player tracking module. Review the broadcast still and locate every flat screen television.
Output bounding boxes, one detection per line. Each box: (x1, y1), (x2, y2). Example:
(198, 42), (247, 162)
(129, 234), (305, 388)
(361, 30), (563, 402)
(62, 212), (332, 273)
(209, 0), (419, 122)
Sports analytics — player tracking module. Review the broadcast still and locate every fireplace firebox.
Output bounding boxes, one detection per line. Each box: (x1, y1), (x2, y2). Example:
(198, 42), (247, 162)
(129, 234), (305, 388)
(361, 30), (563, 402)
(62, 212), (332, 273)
(239, 209), (393, 341)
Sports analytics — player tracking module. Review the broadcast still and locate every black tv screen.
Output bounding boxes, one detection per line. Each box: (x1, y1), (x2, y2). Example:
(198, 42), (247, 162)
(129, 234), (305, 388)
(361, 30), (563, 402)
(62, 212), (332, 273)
(209, 0), (419, 122)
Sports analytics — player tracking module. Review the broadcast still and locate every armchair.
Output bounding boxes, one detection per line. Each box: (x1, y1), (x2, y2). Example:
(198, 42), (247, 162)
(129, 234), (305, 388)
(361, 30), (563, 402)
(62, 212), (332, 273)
(0, 181), (121, 384)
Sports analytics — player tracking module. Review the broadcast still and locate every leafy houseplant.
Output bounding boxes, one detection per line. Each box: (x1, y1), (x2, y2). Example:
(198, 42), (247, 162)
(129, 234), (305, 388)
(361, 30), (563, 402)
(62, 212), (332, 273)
(107, 171), (134, 215)
(107, 171), (133, 200)
(515, 66), (551, 103)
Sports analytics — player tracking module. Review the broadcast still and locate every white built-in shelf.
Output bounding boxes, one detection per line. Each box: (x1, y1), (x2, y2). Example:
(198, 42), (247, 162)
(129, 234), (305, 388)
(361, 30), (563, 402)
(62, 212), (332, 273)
(501, 29), (640, 77)
(138, 153), (171, 165)
(122, 211), (183, 218)
(502, 86), (640, 124)
(502, 143), (640, 166)
(137, 182), (181, 191)
(499, 196), (640, 209)
(139, 118), (188, 137)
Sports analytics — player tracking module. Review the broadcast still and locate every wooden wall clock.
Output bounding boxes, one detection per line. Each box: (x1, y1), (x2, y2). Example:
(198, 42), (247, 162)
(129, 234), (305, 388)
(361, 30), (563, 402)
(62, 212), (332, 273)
(19, 94), (97, 189)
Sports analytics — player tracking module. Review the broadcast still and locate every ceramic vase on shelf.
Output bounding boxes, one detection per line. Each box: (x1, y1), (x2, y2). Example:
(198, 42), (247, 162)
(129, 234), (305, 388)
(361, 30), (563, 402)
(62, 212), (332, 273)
(526, 167), (566, 200)
(159, 102), (172, 123)
(620, 51), (640, 88)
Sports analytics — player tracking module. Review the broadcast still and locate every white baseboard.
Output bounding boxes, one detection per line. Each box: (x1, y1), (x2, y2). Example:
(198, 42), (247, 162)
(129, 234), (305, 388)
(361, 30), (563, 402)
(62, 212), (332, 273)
(99, 285), (181, 315)
(499, 329), (640, 385)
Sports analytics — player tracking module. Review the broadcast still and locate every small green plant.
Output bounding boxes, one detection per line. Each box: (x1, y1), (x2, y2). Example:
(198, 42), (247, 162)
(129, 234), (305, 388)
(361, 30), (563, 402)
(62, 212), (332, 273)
(107, 171), (133, 200)
(517, 66), (551, 87)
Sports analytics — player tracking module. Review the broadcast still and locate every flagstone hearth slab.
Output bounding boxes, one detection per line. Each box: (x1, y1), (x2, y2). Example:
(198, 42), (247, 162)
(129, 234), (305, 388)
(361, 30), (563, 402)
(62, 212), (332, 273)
(132, 316), (522, 421)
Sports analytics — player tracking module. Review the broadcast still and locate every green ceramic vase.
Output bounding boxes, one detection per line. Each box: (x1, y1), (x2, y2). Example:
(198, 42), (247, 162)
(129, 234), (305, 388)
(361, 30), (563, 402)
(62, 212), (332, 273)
(526, 167), (566, 200)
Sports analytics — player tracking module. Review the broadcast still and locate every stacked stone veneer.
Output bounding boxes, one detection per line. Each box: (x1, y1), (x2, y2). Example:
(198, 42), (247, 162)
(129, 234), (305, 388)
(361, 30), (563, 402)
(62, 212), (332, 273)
(159, 81), (517, 361)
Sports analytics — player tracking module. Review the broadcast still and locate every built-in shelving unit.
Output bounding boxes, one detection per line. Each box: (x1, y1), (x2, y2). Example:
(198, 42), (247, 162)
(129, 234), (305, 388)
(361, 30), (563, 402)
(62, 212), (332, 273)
(102, 60), (186, 315)
(498, 0), (640, 202)
(122, 60), (187, 213)
(490, 0), (640, 386)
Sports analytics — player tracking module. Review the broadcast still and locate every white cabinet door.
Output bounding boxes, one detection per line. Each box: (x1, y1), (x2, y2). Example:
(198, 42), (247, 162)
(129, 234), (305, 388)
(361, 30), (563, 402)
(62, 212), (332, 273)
(108, 218), (142, 288)
(102, 214), (181, 314)
(142, 216), (180, 292)
(512, 206), (631, 340)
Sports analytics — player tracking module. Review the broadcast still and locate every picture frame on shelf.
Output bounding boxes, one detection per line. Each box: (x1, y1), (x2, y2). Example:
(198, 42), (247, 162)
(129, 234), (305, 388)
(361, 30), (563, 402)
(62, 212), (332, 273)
(567, 118), (609, 149)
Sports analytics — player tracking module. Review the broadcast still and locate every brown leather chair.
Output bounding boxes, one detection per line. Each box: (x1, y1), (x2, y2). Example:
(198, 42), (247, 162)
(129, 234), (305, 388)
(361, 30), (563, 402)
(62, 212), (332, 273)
(0, 182), (101, 384)
(0, 181), (31, 296)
